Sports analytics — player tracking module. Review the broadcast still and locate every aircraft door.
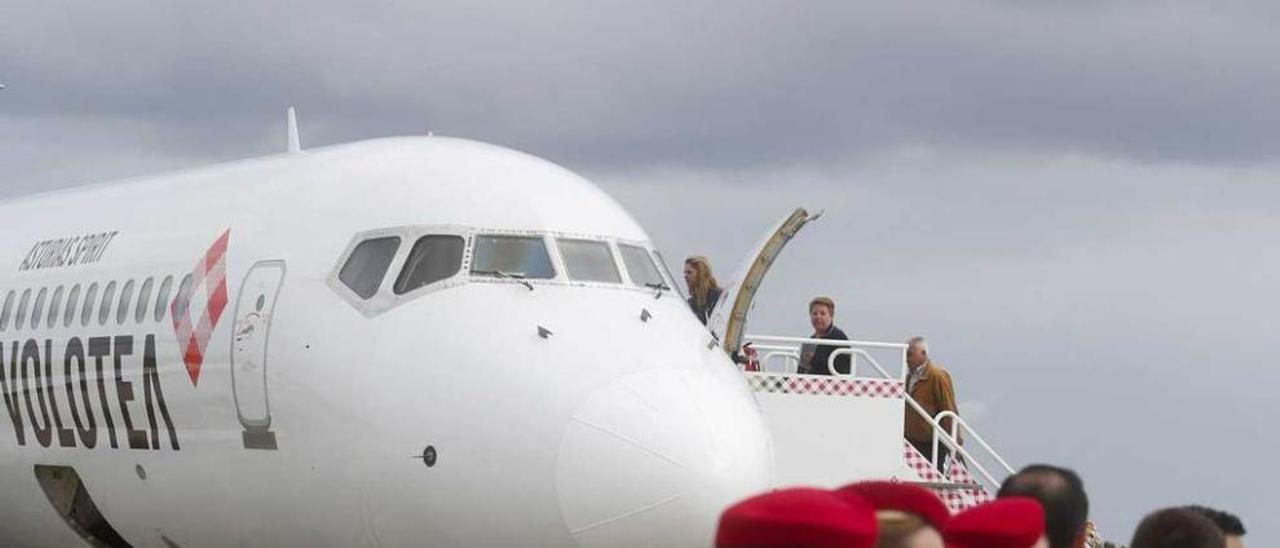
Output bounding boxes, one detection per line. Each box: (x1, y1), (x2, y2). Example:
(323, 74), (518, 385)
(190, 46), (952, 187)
(231, 260), (285, 450)
(706, 208), (818, 354)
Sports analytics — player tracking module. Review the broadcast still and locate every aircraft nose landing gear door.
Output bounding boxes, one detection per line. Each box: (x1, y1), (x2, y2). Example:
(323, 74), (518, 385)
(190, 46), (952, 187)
(231, 260), (285, 450)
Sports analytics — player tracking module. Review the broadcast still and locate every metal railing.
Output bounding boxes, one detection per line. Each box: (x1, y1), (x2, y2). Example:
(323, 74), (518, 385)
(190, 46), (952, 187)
(933, 411), (1015, 479)
(741, 334), (1015, 489)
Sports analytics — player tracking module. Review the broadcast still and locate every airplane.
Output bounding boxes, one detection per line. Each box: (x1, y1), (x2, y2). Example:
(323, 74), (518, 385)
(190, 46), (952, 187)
(0, 111), (787, 547)
(0, 111), (1011, 547)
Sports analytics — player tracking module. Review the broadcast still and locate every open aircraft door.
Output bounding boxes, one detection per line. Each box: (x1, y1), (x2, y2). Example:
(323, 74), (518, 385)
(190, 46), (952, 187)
(706, 208), (819, 355)
(710, 209), (926, 489)
(231, 260), (286, 450)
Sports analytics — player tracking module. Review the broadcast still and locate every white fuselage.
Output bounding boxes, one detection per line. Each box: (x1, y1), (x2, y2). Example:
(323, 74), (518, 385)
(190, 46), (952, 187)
(0, 137), (773, 547)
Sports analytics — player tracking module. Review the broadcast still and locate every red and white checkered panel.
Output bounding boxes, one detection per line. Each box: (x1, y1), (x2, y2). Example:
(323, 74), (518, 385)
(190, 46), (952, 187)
(901, 441), (990, 514)
(746, 373), (904, 399)
(171, 229), (230, 387)
(946, 454), (992, 506)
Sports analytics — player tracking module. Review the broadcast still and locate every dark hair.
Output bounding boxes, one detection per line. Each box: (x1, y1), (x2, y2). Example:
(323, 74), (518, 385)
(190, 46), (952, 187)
(1131, 508), (1225, 548)
(1183, 505), (1246, 536)
(996, 464), (1088, 548)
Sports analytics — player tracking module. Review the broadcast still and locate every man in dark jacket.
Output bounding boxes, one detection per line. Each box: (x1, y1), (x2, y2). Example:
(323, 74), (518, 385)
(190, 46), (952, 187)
(801, 297), (851, 375)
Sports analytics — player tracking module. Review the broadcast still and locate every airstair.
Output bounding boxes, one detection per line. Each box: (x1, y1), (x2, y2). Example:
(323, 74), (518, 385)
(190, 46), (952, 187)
(737, 335), (1014, 513)
(700, 207), (1016, 513)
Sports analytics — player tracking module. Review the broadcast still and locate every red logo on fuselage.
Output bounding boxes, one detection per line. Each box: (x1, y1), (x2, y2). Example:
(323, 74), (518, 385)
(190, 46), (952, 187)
(171, 229), (230, 386)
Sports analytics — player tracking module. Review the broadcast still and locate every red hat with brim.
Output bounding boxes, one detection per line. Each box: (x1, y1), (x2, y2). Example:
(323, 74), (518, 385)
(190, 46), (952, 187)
(716, 487), (877, 548)
(944, 497), (1045, 548)
(835, 480), (950, 531)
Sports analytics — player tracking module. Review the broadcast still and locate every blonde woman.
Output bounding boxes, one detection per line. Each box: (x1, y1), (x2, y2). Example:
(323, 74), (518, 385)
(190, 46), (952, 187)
(683, 256), (722, 325)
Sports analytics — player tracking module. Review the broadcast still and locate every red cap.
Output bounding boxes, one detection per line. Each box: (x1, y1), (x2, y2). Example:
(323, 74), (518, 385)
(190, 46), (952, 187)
(835, 480), (950, 530)
(716, 487), (878, 548)
(944, 497), (1045, 548)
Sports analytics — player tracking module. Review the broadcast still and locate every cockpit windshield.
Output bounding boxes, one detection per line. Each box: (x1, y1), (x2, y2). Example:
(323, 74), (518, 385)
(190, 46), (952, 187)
(331, 228), (681, 315)
(471, 235), (556, 279)
(557, 239), (621, 283)
(394, 235), (465, 294)
(652, 251), (684, 298)
(619, 244), (664, 287)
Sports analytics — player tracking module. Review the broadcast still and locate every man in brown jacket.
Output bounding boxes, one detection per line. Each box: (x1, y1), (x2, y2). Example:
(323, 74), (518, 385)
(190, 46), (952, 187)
(903, 336), (960, 471)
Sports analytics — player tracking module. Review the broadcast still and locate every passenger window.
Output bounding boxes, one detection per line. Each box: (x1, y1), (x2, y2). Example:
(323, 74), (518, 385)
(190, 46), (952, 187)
(0, 291), (13, 331)
(64, 285), (81, 328)
(117, 280), (135, 325)
(471, 235), (555, 279)
(98, 282), (116, 326)
(155, 276), (174, 322)
(619, 244), (664, 287)
(557, 239), (621, 283)
(135, 278), (154, 324)
(47, 286), (64, 329)
(16, 289), (31, 331)
(393, 235), (465, 294)
(31, 288), (47, 330)
(339, 237), (401, 299)
(172, 274), (193, 319)
(81, 283), (98, 327)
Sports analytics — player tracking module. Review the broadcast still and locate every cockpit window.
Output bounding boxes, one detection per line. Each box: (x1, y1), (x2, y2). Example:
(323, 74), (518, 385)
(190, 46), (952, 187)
(652, 251), (685, 298)
(393, 235), (465, 295)
(557, 239), (621, 283)
(339, 236), (401, 299)
(619, 244), (664, 287)
(471, 235), (555, 279)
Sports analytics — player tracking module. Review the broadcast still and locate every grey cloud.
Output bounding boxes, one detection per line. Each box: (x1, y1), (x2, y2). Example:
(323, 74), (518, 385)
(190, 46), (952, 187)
(601, 157), (1280, 543)
(5, 0), (1280, 177)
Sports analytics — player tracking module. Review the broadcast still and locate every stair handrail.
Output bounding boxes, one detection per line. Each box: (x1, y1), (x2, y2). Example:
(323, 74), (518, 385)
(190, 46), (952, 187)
(932, 411), (1015, 477)
(826, 347), (1007, 487)
(762, 351), (800, 371)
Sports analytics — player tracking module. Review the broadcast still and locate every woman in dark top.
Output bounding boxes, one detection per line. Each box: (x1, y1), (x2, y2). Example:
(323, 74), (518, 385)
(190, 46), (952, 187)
(803, 296), (851, 375)
(683, 256), (722, 325)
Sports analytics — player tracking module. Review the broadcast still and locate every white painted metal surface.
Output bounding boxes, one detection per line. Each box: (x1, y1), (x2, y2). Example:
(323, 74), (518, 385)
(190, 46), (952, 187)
(739, 334), (1014, 495)
(751, 375), (904, 487)
(0, 137), (771, 547)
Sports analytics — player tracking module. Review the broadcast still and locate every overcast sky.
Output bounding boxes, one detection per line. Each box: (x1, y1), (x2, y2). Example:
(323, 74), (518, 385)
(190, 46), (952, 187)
(3, 1), (1277, 543)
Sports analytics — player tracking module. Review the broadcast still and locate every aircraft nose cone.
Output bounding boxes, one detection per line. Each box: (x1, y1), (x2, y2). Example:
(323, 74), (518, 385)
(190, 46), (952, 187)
(555, 367), (772, 547)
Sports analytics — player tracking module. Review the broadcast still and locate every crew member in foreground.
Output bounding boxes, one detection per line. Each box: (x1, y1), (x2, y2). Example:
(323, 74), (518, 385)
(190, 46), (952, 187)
(716, 487), (877, 548)
(836, 480), (949, 548)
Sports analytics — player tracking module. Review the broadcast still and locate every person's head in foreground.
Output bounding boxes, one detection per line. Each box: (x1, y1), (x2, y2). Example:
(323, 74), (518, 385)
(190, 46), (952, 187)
(716, 487), (877, 548)
(997, 464), (1089, 548)
(835, 481), (948, 548)
(1184, 505), (1246, 548)
(1130, 507), (1226, 548)
(945, 497), (1048, 548)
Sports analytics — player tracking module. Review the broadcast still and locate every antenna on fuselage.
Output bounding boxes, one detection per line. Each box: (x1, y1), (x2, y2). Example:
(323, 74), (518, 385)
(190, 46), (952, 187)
(286, 107), (301, 153)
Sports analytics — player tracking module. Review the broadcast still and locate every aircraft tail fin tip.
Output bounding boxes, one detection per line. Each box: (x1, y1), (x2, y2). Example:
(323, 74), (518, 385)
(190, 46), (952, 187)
(286, 107), (301, 154)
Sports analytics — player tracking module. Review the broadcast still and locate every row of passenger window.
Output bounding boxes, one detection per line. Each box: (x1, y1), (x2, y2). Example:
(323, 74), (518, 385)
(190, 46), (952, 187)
(338, 233), (673, 300)
(0, 274), (188, 332)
